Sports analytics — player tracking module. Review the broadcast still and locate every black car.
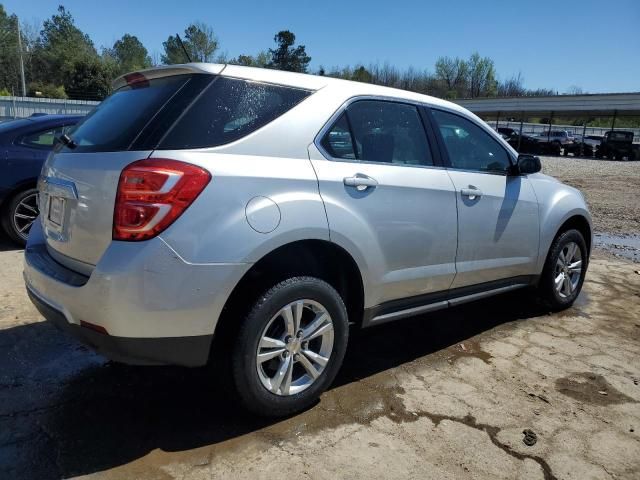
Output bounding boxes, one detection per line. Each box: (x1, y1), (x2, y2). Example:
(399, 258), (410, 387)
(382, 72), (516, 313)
(563, 136), (594, 157)
(0, 114), (82, 245)
(497, 127), (518, 137)
(596, 130), (637, 160)
(506, 132), (541, 154)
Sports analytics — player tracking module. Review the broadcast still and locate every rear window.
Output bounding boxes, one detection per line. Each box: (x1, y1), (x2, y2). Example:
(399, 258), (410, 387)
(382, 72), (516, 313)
(62, 75), (191, 153)
(157, 77), (311, 149)
(609, 132), (632, 141)
(61, 75), (311, 153)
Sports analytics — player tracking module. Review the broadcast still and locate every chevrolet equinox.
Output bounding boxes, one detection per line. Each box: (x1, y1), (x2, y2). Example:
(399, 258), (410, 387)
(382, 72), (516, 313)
(24, 64), (591, 416)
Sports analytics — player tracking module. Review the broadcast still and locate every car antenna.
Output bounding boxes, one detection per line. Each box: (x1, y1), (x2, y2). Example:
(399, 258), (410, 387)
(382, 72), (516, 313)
(176, 34), (192, 63)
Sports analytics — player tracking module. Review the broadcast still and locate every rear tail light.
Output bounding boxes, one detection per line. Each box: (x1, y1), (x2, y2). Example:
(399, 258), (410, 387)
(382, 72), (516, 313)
(113, 158), (211, 241)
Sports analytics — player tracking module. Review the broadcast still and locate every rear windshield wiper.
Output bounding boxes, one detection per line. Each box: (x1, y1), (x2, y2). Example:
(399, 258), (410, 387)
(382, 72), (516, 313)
(57, 134), (77, 149)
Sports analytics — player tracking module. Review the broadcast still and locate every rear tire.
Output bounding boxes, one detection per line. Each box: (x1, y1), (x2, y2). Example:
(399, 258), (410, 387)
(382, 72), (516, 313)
(231, 276), (348, 417)
(538, 229), (588, 311)
(1, 188), (39, 247)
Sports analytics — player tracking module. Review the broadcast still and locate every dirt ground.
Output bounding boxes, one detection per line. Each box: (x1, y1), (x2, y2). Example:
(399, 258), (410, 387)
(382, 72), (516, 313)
(541, 156), (640, 236)
(1, 158), (639, 479)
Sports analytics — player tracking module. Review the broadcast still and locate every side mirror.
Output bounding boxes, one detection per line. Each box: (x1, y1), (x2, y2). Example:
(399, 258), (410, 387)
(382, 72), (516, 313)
(515, 154), (541, 175)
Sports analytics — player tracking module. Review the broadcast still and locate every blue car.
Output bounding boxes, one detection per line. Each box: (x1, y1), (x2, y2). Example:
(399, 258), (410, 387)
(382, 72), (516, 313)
(0, 114), (82, 245)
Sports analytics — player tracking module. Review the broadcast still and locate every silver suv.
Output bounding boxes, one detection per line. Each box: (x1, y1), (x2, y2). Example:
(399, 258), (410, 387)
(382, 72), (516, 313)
(24, 64), (591, 416)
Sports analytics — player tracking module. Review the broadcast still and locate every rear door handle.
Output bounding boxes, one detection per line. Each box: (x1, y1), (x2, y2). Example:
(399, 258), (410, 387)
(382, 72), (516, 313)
(344, 175), (378, 191)
(461, 187), (482, 200)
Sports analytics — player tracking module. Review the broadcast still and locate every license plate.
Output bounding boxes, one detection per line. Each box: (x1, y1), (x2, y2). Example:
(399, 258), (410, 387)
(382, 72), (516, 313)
(48, 196), (65, 227)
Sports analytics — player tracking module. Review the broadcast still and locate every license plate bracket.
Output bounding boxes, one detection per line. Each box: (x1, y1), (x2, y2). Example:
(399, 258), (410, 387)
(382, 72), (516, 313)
(48, 196), (65, 228)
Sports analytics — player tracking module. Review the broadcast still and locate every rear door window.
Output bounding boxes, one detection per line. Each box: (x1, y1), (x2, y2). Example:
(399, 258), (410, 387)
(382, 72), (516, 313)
(321, 100), (434, 166)
(158, 77), (311, 149)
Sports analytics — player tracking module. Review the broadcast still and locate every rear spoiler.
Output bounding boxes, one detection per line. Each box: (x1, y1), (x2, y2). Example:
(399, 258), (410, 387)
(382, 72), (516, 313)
(112, 63), (226, 90)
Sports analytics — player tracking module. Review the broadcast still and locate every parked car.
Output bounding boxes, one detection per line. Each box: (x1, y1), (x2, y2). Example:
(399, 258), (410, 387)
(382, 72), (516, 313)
(563, 135), (594, 157)
(536, 130), (574, 145)
(535, 130), (574, 155)
(584, 135), (603, 150)
(0, 114), (82, 245)
(595, 130), (636, 160)
(497, 127), (517, 137)
(505, 132), (541, 154)
(24, 64), (592, 416)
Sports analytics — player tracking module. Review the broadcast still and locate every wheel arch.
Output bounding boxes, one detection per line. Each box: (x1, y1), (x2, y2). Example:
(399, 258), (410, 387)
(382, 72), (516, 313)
(0, 178), (38, 211)
(555, 215), (592, 254)
(211, 239), (365, 360)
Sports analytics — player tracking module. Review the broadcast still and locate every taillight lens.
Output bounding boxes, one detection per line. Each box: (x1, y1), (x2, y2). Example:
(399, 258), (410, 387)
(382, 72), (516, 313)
(113, 158), (211, 241)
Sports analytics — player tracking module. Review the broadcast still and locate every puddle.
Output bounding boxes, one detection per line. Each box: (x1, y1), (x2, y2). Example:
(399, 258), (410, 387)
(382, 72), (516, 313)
(594, 233), (640, 262)
(555, 372), (637, 406)
(445, 339), (493, 364)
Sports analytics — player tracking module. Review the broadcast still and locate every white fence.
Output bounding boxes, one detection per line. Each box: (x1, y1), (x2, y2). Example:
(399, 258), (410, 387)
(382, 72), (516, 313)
(0, 96), (98, 120)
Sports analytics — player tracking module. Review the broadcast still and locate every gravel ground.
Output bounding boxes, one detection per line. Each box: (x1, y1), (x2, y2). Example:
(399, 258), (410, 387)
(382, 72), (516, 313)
(541, 156), (640, 236)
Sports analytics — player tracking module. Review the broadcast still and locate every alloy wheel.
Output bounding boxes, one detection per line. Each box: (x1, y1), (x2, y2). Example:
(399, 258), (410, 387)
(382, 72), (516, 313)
(12, 192), (39, 241)
(554, 241), (583, 298)
(256, 299), (334, 396)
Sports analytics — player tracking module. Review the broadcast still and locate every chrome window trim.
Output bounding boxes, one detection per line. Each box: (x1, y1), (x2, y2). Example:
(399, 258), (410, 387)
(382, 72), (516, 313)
(428, 106), (518, 173)
(313, 95), (445, 171)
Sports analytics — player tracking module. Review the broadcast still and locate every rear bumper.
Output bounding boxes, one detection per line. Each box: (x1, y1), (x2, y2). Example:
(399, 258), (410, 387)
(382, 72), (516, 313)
(23, 219), (251, 366)
(27, 286), (212, 366)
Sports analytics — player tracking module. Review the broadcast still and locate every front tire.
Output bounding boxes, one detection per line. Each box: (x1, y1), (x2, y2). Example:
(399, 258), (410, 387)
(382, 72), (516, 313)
(231, 276), (348, 417)
(538, 229), (588, 310)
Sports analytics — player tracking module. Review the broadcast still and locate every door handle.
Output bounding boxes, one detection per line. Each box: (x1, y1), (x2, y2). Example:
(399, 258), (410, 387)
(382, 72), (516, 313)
(461, 187), (482, 200)
(344, 175), (378, 191)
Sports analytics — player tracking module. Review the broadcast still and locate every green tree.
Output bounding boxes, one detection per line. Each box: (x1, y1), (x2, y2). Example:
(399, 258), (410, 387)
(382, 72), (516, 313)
(230, 50), (270, 67)
(162, 22), (219, 64)
(351, 65), (372, 83)
(435, 56), (468, 98)
(467, 52), (496, 98)
(31, 6), (97, 87)
(0, 5), (20, 93)
(64, 57), (112, 100)
(268, 31), (311, 73)
(27, 81), (66, 99)
(104, 33), (151, 75)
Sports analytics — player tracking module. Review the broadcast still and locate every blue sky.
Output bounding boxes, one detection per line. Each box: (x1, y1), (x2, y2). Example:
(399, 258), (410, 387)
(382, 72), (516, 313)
(5, 0), (640, 93)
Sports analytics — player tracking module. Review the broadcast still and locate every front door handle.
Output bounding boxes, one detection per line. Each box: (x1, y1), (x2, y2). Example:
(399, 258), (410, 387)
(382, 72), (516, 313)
(344, 175), (378, 191)
(461, 187), (482, 200)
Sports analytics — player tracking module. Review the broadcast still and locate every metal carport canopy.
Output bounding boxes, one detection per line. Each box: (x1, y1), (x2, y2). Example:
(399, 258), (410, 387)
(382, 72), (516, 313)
(453, 92), (640, 117)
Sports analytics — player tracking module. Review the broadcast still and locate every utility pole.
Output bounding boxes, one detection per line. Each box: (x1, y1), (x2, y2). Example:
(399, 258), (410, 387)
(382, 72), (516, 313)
(17, 18), (27, 97)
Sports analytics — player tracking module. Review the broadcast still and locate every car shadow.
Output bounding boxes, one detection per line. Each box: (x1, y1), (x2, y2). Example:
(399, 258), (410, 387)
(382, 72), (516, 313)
(1, 289), (552, 479)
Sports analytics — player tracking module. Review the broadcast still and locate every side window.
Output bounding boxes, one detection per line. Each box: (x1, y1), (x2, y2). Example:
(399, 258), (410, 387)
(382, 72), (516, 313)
(159, 77), (311, 149)
(321, 100), (433, 166)
(432, 109), (511, 173)
(320, 114), (356, 159)
(19, 126), (64, 149)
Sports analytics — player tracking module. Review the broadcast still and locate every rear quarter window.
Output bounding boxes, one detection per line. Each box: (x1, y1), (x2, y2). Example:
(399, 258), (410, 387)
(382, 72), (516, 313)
(158, 77), (311, 149)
